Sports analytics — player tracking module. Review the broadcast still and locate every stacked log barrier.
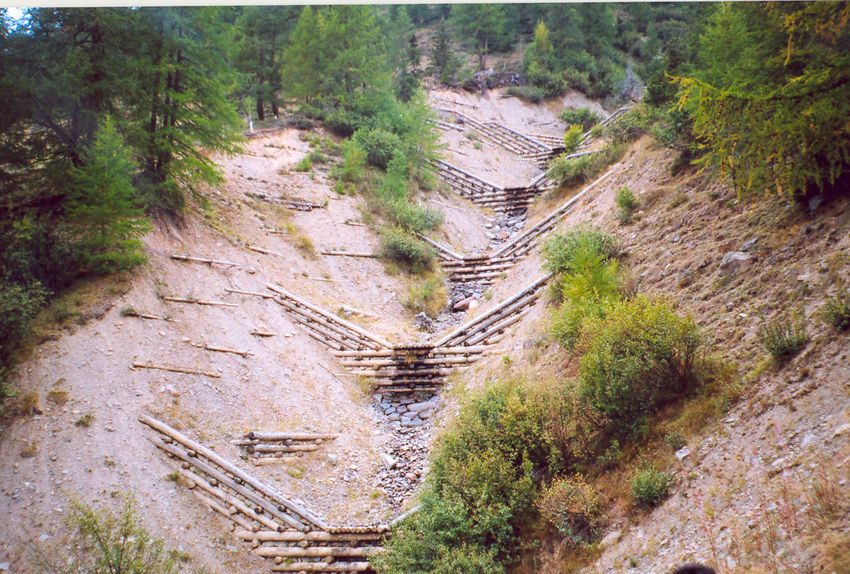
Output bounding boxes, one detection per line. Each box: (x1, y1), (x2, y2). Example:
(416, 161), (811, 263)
(266, 283), (392, 352)
(140, 415), (386, 573)
(428, 159), (540, 214)
(232, 431), (339, 463)
(433, 274), (553, 348)
(434, 108), (551, 158)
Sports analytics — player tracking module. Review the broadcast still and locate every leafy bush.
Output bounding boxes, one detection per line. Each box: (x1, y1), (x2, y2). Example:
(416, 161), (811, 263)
(821, 290), (850, 331)
(547, 144), (625, 187)
(537, 475), (603, 544)
(559, 107), (601, 131)
(308, 149), (329, 164)
(543, 227), (618, 277)
(354, 128), (404, 169)
(758, 313), (808, 361)
(375, 378), (557, 573)
(378, 156), (444, 233)
(380, 227), (436, 272)
(332, 139), (367, 183)
(41, 497), (181, 573)
(562, 125), (583, 153)
(614, 186), (639, 224)
(293, 156), (313, 172)
(405, 276), (448, 317)
(578, 296), (701, 438)
(605, 106), (653, 144)
(665, 431), (687, 452)
(630, 461), (674, 507)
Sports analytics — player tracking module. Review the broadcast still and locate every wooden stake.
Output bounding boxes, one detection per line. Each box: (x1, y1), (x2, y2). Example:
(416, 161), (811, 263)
(132, 362), (221, 378)
(250, 329), (277, 337)
(225, 288), (274, 299)
(163, 297), (238, 308)
(320, 251), (378, 258)
(248, 245), (284, 257)
(171, 254), (240, 267)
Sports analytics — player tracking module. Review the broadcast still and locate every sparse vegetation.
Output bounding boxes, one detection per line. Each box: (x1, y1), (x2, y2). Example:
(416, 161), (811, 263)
(379, 227), (436, 273)
(630, 460), (674, 508)
(537, 475), (603, 545)
(404, 276), (448, 317)
(758, 313), (808, 362)
(547, 143), (625, 187)
(562, 124), (583, 153)
(614, 186), (639, 224)
(821, 290), (850, 331)
(559, 107), (601, 131)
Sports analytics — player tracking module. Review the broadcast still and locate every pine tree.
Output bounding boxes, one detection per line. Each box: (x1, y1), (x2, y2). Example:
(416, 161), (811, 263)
(430, 18), (458, 85)
(281, 6), (323, 106)
(67, 118), (150, 273)
(450, 4), (510, 71)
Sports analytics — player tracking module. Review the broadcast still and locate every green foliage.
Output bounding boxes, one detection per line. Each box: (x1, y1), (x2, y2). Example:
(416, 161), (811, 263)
(67, 119), (150, 274)
(0, 282), (45, 398)
(332, 139), (367, 183)
(605, 106), (653, 145)
(758, 313), (809, 362)
(377, 156), (443, 234)
(543, 227), (618, 277)
(44, 497), (180, 573)
(379, 227), (435, 273)
(429, 18), (460, 86)
(450, 5), (512, 71)
(676, 3), (850, 199)
(821, 290), (850, 331)
(559, 107), (601, 131)
(293, 156), (313, 172)
(376, 378), (557, 572)
(354, 128), (404, 170)
(546, 144), (625, 187)
(562, 125), (583, 154)
(630, 461), (674, 507)
(578, 296), (701, 439)
(404, 276), (447, 317)
(614, 186), (639, 224)
(537, 475), (602, 544)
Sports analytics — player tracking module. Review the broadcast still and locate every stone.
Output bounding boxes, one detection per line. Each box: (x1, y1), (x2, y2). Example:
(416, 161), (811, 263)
(453, 296), (477, 312)
(380, 453), (397, 470)
(675, 446), (691, 462)
(741, 238), (758, 252)
(387, 413), (401, 421)
(405, 472), (417, 482)
(468, 299), (479, 311)
(326, 454), (339, 466)
(497, 231), (510, 240)
(408, 401), (432, 413)
(832, 423), (850, 439)
(719, 252), (754, 276)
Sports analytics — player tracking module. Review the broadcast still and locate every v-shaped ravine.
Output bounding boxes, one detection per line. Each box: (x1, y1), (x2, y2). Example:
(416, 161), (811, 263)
(139, 101), (630, 574)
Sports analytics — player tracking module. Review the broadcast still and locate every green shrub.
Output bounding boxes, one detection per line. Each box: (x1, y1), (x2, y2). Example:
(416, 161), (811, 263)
(758, 313), (808, 361)
(379, 227), (435, 272)
(578, 296), (701, 438)
(562, 124), (583, 153)
(293, 156), (313, 172)
(537, 475), (603, 545)
(43, 497), (180, 573)
(821, 290), (850, 331)
(605, 106), (653, 144)
(630, 461), (674, 508)
(547, 144), (625, 187)
(614, 186), (639, 224)
(559, 107), (601, 131)
(405, 276), (448, 317)
(308, 149), (329, 164)
(332, 139), (367, 184)
(543, 227), (618, 277)
(354, 128), (403, 170)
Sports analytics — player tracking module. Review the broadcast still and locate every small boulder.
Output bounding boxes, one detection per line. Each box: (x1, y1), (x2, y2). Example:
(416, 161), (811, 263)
(719, 252), (754, 276)
(380, 453), (397, 470)
(453, 296), (477, 312)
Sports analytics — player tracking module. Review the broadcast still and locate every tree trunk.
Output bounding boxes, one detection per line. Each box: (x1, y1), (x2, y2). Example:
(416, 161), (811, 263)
(256, 96), (265, 121)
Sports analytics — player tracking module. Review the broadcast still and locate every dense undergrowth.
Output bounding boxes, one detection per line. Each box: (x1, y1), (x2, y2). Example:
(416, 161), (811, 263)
(376, 227), (729, 572)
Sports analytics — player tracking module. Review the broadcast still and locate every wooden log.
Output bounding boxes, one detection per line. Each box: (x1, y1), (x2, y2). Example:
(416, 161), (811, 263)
(257, 546), (381, 559)
(344, 221), (367, 227)
(171, 254), (240, 267)
(132, 362), (221, 378)
(250, 458), (287, 466)
(180, 469), (280, 532)
(250, 329), (277, 337)
(331, 346), (488, 358)
(234, 530), (384, 543)
(355, 367), (454, 378)
(163, 297), (239, 308)
(139, 415), (327, 531)
(225, 288), (274, 299)
(192, 489), (255, 532)
(320, 251), (378, 258)
(304, 276), (336, 283)
(432, 274), (552, 347)
(248, 245), (285, 257)
(190, 343), (252, 358)
(466, 307), (534, 346)
(249, 443), (319, 453)
(266, 283), (392, 349)
(248, 432), (339, 442)
(270, 561), (372, 573)
(340, 356), (477, 368)
(304, 329), (357, 352)
(151, 437), (304, 532)
(415, 233), (463, 261)
(123, 311), (172, 321)
(340, 304), (377, 319)
(281, 302), (378, 351)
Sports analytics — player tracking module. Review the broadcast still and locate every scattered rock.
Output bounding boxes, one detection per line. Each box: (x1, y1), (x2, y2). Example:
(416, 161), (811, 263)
(407, 401), (433, 413)
(675, 446), (691, 462)
(601, 530), (622, 549)
(326, 454), (339, 466)
(741, 238), (758, 252)
(832, 423), (850, 439)
(380, 453), (397, 470)
(719, 252), (754, 276)
(414, 312), (434, 333)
